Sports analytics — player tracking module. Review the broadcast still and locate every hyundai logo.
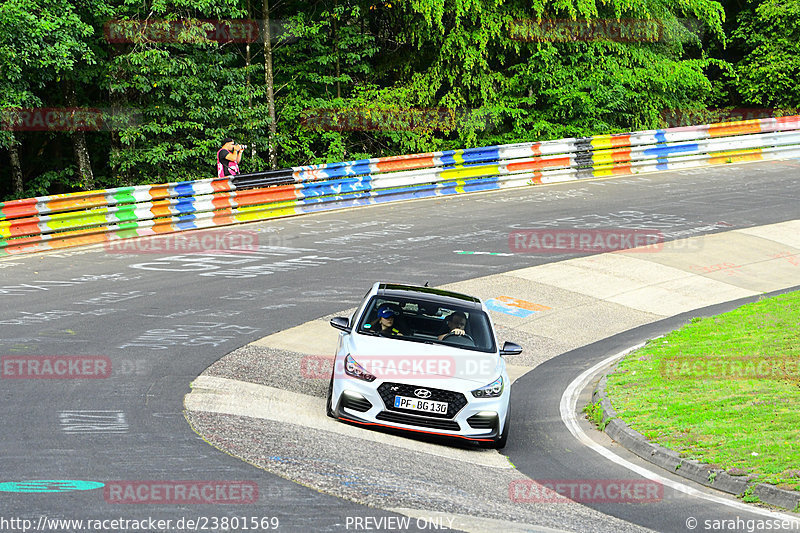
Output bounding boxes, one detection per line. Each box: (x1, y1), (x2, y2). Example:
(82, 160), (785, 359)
(414, 388), (432, 399)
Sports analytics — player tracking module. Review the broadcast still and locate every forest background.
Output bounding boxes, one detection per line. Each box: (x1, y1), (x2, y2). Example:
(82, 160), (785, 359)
(1, 0), (798, 200)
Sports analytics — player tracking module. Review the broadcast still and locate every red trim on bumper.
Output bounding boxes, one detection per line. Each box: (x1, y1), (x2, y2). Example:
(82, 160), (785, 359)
(338, 415), (495, 442)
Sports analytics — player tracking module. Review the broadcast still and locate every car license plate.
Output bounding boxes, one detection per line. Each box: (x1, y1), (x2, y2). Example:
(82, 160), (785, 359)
(393, 395), (448, 414)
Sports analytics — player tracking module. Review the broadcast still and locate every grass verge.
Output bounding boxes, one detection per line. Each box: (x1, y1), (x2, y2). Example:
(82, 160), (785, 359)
(604, 290), (800, 491)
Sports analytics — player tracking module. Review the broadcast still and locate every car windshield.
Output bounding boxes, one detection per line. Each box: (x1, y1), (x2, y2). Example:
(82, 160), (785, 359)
(357, 296), (496, 353)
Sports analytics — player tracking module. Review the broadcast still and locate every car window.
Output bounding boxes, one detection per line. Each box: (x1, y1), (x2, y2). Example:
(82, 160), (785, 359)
(357, 296), (496, 352)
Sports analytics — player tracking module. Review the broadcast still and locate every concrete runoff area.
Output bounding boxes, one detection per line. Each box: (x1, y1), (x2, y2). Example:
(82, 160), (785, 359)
(185, 219), (800, 530)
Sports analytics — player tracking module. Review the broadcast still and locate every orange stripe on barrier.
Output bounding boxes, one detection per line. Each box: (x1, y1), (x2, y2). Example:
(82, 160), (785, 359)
(612, 164), (634, 175)
(212, 192), (235, 210)
(708, 120), (762, 137)
(376, 156), (435, 173)
(611, 135), (631, 148)
(150, 219), (177, 233)
(6, 218), (42, 238)
(48, 231), (108, 249)
(709, 150), (764, 164)
(3, 239), (48, 254)
(234, 186), (297, 207)
(530, 144), (542, 157)
(507, 156), (570, 172)
(148, 185), (171, 201)
(47, 195), (107, 213)
(211, 207), (236, 225)
(211, 179), (232, 193)
(149, 202), (173, 219)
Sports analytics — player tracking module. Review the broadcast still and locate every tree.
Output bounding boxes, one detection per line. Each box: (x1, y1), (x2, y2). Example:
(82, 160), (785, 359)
(729, 0), (800, 107)
(0, 0), (94, 197)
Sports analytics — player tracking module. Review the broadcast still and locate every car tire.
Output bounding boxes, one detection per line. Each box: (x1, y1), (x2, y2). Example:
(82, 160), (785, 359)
(326, 373), (336, 419)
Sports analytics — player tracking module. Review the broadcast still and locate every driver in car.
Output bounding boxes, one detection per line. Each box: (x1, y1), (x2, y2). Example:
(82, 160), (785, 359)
(437, 311), (467, 340)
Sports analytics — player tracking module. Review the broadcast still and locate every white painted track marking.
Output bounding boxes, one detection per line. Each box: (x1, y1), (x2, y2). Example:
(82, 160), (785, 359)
(560, 345), (800, 523)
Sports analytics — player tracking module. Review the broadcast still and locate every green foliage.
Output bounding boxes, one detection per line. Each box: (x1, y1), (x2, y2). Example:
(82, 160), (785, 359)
(729, 0), (800, 107)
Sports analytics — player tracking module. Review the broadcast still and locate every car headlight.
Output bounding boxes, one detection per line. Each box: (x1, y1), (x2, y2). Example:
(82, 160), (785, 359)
(471, 376), (503, 398)
(344, 354), (376, 382)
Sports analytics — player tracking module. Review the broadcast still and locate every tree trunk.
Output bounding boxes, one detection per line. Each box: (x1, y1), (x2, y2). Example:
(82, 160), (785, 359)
(65, 81), (95, 191)
(334, 0), (341, 99)
(8, 140), (24, 195)
(72, 131), (95, 191)
(246, 0), (256, 161)
(263, 0), (277, 169)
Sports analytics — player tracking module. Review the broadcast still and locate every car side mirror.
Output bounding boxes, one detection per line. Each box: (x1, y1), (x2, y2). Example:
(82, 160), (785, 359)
(499, 341), (522, 356)
(330, 316), (351, 333)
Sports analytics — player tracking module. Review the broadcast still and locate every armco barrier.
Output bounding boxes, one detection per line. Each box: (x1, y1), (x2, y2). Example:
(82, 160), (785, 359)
(2, 116), (800, 256)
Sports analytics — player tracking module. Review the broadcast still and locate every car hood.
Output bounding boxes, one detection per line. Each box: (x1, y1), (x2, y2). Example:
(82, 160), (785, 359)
(344, 333), (504, 387)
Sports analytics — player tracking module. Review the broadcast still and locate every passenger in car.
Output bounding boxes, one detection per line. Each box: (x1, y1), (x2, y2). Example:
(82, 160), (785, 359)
(437, 311), (468, 340)
(367, 307), (405, 337)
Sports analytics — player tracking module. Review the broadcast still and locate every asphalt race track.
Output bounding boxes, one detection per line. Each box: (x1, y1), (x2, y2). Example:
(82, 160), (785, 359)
(1, 160), (799, 533)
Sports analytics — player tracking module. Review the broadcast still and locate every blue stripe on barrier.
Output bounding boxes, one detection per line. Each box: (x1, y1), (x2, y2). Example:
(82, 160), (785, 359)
(655, 131), (667, 144)
(437, 176), (502, 196)
(175, 197), (196, 214)
(299, 176), (372, 198)
(644, 143), (699, 157)
(462, 147), (500, 164)
(174, 182), (197, 196)
(175, 214), (198, 230)
(439, 151), (458, 167)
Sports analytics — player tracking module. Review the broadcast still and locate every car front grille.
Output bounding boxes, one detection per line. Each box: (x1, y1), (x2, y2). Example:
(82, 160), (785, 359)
(376, 411), (461, 431)
(377, 382), (468, 419)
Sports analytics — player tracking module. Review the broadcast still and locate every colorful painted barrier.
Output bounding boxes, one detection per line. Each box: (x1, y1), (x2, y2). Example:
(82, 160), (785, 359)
(2, 115), (799, 256)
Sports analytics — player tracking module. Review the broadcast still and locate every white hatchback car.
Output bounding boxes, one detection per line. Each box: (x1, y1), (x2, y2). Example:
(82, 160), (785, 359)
(327, 283), (522, 448)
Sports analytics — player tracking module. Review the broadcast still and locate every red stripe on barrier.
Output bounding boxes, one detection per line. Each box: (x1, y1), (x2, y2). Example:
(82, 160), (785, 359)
(0, 198), (40, 220)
